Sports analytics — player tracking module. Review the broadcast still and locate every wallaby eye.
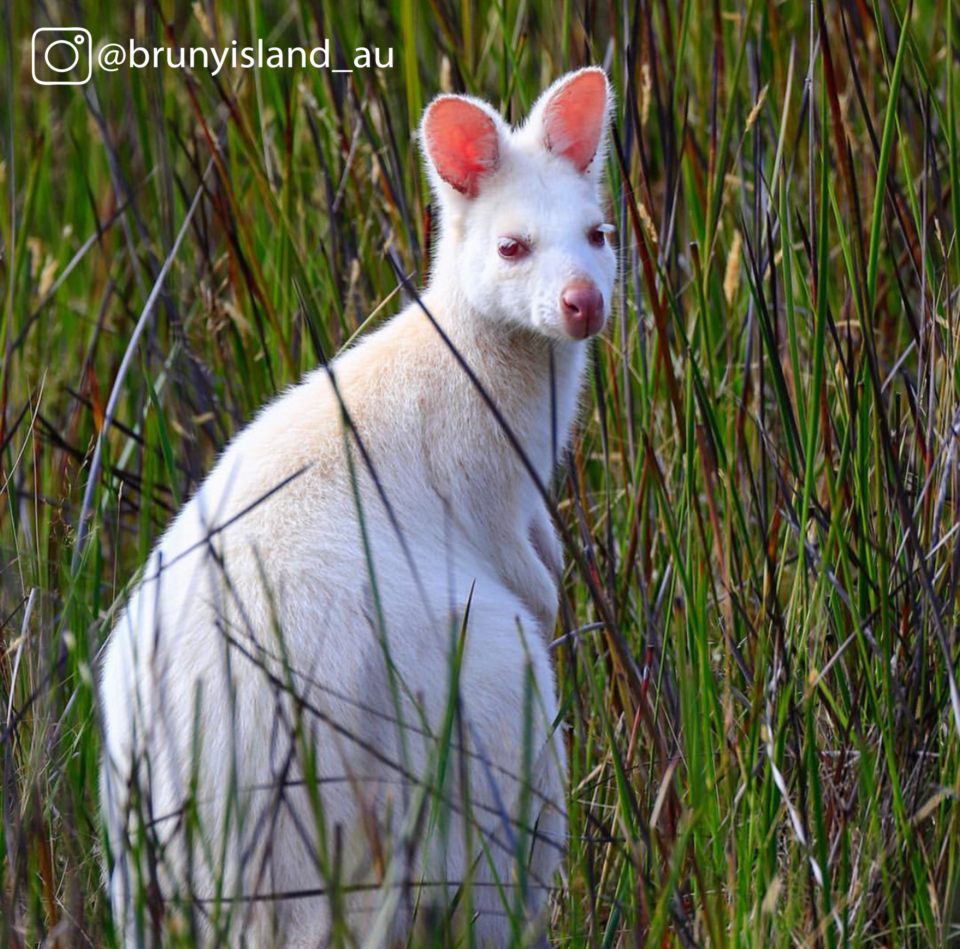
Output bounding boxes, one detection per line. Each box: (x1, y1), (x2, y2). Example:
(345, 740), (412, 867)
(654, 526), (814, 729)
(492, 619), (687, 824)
(498, 237), (529, 261)
(588, 226), (607, 248)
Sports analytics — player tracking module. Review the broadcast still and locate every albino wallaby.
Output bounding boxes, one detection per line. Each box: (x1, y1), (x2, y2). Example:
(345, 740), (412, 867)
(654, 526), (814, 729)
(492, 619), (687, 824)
(100, 67), (616, 947)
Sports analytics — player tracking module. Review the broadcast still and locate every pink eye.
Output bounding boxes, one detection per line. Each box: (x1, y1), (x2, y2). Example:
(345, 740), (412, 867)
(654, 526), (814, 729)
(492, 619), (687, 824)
(588, 226), (606, 248)
(498, 237), (529, 260)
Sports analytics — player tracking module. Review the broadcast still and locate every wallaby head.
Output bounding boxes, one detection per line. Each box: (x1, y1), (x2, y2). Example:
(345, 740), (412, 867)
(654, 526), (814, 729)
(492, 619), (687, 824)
(420, 67), (616, 341)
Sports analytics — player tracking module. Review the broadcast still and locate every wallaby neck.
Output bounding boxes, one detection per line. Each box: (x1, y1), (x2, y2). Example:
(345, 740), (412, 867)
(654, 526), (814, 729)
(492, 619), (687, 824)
(417, 286), (589, 486)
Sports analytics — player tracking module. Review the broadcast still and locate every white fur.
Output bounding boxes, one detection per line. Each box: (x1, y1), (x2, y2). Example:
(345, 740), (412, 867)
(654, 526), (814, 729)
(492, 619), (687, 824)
(99, 68), (616, 947)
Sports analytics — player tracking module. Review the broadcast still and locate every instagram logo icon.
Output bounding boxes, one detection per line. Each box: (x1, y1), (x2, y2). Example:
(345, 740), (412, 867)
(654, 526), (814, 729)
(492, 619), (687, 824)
(31, 28), (92, 85)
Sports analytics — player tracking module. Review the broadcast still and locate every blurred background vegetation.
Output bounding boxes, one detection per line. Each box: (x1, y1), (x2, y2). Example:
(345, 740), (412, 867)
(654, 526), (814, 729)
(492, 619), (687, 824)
(2, 0), (960, 945)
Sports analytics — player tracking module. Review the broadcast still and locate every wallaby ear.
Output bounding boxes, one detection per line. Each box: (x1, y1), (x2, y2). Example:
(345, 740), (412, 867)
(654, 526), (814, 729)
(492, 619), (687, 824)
(420, 95), (502, 198)
(529, 67), (613, 175)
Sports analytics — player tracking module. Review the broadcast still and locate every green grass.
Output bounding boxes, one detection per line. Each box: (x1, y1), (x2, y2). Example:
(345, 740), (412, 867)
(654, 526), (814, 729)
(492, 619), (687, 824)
(2, 0), (960, 945)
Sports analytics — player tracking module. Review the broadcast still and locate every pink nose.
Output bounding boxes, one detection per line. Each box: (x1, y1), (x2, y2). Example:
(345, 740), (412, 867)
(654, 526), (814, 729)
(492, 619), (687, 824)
(560, 283), (605, 339)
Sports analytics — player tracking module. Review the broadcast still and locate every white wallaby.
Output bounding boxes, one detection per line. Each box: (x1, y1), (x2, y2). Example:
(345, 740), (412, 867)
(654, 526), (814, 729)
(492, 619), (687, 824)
(99, 67), (616, 947)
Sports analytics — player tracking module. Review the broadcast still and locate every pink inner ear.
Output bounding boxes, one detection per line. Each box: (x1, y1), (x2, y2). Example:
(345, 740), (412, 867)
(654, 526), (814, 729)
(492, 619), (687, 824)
(542, 71), (608, 173)
(424, 98), (500, 198)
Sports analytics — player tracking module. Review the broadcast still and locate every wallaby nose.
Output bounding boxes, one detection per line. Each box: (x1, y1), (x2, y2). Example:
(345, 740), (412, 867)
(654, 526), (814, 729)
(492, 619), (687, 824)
(560, 283), (605, 339)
